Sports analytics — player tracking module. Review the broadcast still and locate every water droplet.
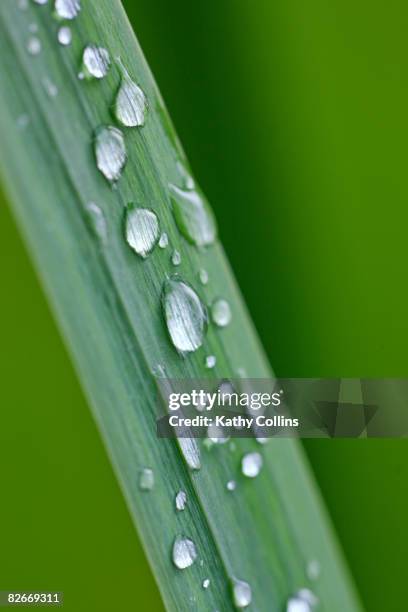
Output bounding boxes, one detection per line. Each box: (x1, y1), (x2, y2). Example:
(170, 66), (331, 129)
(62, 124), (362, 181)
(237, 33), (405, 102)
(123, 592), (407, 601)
(162, 277), (207, 353)
(78, 71), (84, 80)
(114, 63), (148, 127)
(158, 232), (168, 249)
(175, 490), (187, 511)
(179, 437), (201, 470)
(232, 578), (252, 608)
(198, 268), (208, 285)
(57, 26), (72, 46)
(139, 467), (154, 491)
(172, 536), (197, 569)
(205, 355), (216, 369)
(125, 205), (159, 259)
(286, 589), (318, 612)
(226, 480), (236, 491)
(26, 36), (41, 56)
(211, 298), (232, 328)
(17, 114), (30, 130)
(169, 184), (217, 247)
(94, 126), (126, 182)
(176, 160), (195, 189)
(171, 249), (181, 266)
(55, 0), (81, 19)
(256, 437), (269, 445)
(28, 23), (38, 33)
(241, 452), (263, 478)
(306, 560), (320, 581)
(32, 0), (47, 4)
(82, 44), (110, 79)
(202, 579), (210, 589)
(85, 202), (107, 242)
(207, 423), (229, 444)
(42, 76), (58, 98)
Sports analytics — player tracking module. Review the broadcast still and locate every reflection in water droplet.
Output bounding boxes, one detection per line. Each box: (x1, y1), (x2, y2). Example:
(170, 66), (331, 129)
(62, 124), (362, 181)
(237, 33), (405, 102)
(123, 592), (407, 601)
(241, 452), (263, 478)
(139, 468), (154, 491)
(57, 26), (72, 46)
(42, 76), (58, 98)
(179, 438), (201, 470)
(176, 160), (195, 189)
(94, 126), (126, 182)
(125, 205), (159, 259)
(212, 298), (231, 328)
(115, 63), (148, 127)
(85, 202), (107, 243)
(55, 0), (81, 19)
(306, 560), (320, 581)
(171, 249), (181, 266)
(226, 480), (236, 491)
(198, 268), (208, 285)
(205, 355), (216, 369)
(175, 490), (187, 511)
(162, 277), (207, 353)
(27, 37), (41, 56)
(172, 536), (197, 569)
(169, 184), (217, 247)
(202, 579), (210, 589)
(82, 44), (110, 79)
(232, 579), (252, 608)
(158, 232), (168, 249)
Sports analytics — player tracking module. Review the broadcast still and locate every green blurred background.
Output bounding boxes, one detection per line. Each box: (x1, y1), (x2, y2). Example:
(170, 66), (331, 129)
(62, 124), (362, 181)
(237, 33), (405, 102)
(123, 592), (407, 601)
(1, 0), (407, 610)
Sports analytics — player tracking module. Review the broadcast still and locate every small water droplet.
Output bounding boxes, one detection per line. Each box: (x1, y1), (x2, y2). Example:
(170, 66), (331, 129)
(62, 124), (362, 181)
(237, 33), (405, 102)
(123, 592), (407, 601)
(32, 0), (47, 4)
(139, 467), (154, 491)
(179, 437), (201, 470)
(202, 579), (210, 589)
(94, 125), (126, 182)
(286, 589), (318, 612)
(171, 249), (181, 266)
(159, 232), (168, 249)
(176, 160), (195, 189)
(55, 0), (81, 19)
(17, 114), (30, 130)
(162, 277), (207, 353)
(205, 355), (216, 369)
(211, 298), (232, 328)
(306, 560), (320, 581)
(172, 536), (197, 569)
(198, 268), (208, 285)
(241, 452), (263, 478)
(232, 578), (252, 609)
(207, 423), (229, 444)
(26, 36), (41, 56)
(57, 26), (72, 46)
(115, 62), (148, 127)
(256, 437), (269, 445)
(125, 205), (159, 259)
(28, 23), (38, 33)
(78, 71), (84, 80)
(226, 480), (236, 491)
(175, 490), (187, 511)
(42, 76), (58, 98)
(82, 44), (110, 79)
(169, 184), (217, 247)
(85, 202), (107, 242)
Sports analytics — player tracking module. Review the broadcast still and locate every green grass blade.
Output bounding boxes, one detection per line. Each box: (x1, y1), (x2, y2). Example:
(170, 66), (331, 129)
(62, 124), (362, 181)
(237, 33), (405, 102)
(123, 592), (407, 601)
(0, 1), (362, 610)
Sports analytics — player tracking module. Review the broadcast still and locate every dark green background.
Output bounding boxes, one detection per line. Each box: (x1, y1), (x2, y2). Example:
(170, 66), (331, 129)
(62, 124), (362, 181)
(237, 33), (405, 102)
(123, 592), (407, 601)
(1, 1), (407, 610)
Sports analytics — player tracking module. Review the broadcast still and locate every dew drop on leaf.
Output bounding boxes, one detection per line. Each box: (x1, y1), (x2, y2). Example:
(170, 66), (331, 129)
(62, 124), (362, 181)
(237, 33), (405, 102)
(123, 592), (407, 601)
(169, 184), (217, 247)
(57, 26), (72, 46)
(175, 490), (187, 511)
(32, 0), (47, 5)
(114, 63), (148, 127)
(162, 277), (207, 353)
(158, 232), (168, 249)
(287, 589), (318, 612)
(125, 205), (159, 259)
(207, 423), (229, 444)
(202, 579), (210, 589)
(94, 126), (126, 182)
(42, 76), (58, 98)
(226, 480), (236, 491)
(26, 37), (41, 56)
(85, 202), (107, 243)
(138, 467), (154, 491)
(55, 0), (81, 20)
(198, 268), (208, 285)
(171, 249), (181, 266)
(176, 160), (195, 189)
(232, 578), (252, 608)
(211, 298), (231, 328)
(306, 560), (321, 581)
(241, 452), (263, 478)
(82, 44), (110, 79)
(172, 536), (197, 569)
(18, 0), (29, 10)
(205, 355), (216, 369)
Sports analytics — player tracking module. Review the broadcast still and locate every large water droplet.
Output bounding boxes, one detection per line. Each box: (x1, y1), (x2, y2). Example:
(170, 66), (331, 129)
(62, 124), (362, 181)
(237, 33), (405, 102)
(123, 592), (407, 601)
(172, 536), (197, 569)
(26, 37), (41, 56)
(211, 298), (232, 328)
(139, 467), (154, 491)
(125, 205), (159, 259)
(171, 249), (181, 266)
(85, 202), (107, 243)
(94, 126), (126, 182)
(241, 452), (263, 478)
(179, 437), (201, 470)
(57, 26), (72, 46)
(115, 64), (148, 127)
(175, 490), (187, 511)
(169, 184), (217, 247)
(55, 0), (81, 19)
(82, 44), (110, 79)
(232, 578), (252, 608)
(162, 277), (207, 353)
(158, 232), (168, 249)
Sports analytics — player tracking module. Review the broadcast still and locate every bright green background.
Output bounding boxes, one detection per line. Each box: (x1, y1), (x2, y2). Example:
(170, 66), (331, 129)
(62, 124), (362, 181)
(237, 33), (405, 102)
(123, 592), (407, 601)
(1, 1), (407, 610)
